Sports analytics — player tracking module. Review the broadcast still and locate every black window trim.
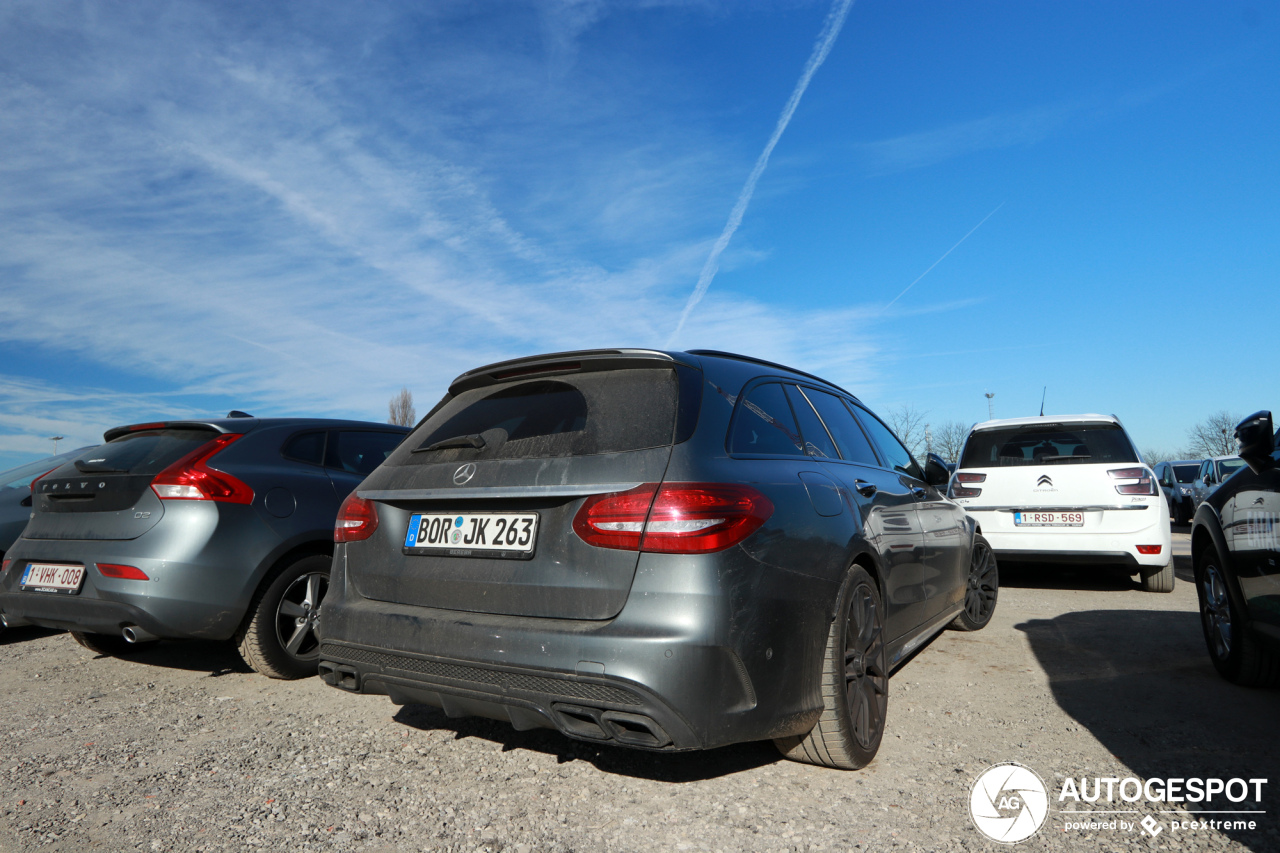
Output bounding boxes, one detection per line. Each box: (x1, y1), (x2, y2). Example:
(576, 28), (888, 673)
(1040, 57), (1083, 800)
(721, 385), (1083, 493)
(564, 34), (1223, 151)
(724, 377), (807, 459)
(792, 383), (887, 470)
(845, 400), (925, 481)
(280, 429), (329, 468)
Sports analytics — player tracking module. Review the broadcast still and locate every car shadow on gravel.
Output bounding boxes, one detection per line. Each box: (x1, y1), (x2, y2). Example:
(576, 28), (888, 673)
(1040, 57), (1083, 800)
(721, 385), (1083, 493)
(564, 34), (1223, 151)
(85, 639), (253, 676)
(0, 625), (61, 645)
(1000, 556), (1197, 590)
(391, 704), (781, 782)
(1017, 610), (1280, 852)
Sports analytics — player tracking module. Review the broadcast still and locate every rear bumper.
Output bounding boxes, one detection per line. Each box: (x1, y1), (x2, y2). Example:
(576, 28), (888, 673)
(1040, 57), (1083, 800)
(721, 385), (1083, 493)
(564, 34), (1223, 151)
(318, 548), (835, 752)
(0, 524), (260, 640)
(967, 506), (1171, 567)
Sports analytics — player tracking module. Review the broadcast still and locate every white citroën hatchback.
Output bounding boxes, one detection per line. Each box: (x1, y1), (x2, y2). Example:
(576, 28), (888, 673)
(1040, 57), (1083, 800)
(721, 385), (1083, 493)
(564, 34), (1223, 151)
(949, 414), (1174, 592)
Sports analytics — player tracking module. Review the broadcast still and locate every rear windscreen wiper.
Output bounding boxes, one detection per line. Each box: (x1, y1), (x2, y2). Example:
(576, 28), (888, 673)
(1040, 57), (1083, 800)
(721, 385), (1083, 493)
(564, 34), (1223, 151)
(74, 460), (128, 474)
(414, 434), (487, 453)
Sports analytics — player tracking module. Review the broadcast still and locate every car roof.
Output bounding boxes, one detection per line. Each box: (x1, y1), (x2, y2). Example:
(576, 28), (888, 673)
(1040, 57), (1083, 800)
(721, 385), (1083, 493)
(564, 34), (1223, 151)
(968, 414), (1120, 431)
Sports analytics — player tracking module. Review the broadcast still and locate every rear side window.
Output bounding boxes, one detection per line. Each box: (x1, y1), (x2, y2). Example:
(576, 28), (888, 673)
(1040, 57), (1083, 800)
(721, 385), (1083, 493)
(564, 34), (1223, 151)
(282, 431), (326, 466)
(327, 431), (404, 475)
(785, 386), (839, 459)
(803, 389), (881, 467)
(729, 383), (804, 456)
(852, 406), (924, 480)
(406, 368), (680, 462)
(71, 429), (216, 476)
(959, 423), (1138, 468)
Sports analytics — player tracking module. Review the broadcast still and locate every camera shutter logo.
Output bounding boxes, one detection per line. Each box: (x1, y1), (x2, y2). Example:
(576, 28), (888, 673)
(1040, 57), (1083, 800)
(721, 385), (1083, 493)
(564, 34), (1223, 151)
(969, 762), (1049, 843)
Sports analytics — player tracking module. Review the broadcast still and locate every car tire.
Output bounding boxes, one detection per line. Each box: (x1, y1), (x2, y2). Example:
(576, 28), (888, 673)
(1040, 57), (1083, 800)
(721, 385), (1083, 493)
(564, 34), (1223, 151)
(235, 554), (330, 680)
(949, 534), (998, 631)
(1196, 545), (1280, 687)
(773, 564), (887, 770)
(70, 630), (154, 656)
(1139, 560), (1175, 593)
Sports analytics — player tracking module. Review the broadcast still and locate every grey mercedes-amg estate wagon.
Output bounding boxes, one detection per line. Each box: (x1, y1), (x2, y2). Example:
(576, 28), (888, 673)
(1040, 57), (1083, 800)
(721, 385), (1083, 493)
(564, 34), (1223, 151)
(318, 350), (997, 769)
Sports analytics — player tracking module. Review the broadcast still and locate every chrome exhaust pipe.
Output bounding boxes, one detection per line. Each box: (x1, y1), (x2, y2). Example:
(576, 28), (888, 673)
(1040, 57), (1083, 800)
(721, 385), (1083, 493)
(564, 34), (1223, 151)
(122, 625), (158, 644)
(1, 613), (30, 629)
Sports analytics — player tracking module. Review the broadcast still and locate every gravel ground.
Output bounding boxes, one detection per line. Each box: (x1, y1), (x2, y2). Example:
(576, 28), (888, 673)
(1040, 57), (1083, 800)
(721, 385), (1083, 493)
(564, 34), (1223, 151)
(1, 530), (1277, 853)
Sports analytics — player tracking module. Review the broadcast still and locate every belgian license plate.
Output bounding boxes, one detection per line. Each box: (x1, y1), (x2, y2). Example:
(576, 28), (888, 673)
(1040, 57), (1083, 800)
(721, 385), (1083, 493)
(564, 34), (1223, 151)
(20, 563), (86, 594)
(404, 513), (539, 559)
(1014, 511), (1085, 527)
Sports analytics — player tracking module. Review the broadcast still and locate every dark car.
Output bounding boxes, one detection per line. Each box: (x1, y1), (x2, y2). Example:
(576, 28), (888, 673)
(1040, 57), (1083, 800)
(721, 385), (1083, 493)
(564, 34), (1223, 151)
(1153, 459), (1199, 525)
(0, 415), (408, 677)
(318, 349), (997, 769)
(1190, 410), (1280, 687)
(0, 447), (95, 557)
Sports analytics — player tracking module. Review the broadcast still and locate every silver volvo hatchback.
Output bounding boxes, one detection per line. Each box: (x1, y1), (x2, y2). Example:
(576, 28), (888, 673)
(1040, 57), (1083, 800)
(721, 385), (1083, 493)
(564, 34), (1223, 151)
(318, 350), (997, 769)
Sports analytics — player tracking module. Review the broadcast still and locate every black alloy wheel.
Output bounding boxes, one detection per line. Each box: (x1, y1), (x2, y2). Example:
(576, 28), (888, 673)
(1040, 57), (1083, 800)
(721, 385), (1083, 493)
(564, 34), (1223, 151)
(843, 577), (889, 753)
(774, 564), (888, 770)
(950, 533), (998, 631)
(276, 570), (327, 661)
(236, 554), (331, 679)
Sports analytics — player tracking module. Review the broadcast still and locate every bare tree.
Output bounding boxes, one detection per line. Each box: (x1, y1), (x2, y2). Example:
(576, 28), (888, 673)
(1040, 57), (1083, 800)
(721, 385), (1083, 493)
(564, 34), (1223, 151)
(933, 420), (969, 463)
(1186, 411), (1241, 458)
(1141, 447), (1187, 466)
(886, 404), (929, 461)
(388, 387), (417, 427)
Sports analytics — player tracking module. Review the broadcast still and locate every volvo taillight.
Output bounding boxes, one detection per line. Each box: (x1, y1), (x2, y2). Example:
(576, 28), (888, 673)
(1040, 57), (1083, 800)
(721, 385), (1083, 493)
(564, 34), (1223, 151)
(29, 467), (59, 493)
(150, 434), (254, 504)
(335, 493), (379, 543)
(573, 483), (773, 554)
(1108, 467), (1157, 496)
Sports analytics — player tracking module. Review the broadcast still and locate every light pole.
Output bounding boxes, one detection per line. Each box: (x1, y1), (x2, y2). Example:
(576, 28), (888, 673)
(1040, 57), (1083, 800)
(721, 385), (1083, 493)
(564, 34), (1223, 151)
(48, 435), (65, 454)
(984, 392), (995, 420)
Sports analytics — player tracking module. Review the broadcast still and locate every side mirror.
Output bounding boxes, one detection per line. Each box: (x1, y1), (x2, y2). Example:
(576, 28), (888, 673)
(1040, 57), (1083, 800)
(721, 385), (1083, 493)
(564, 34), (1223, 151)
(924, 452), (951, 487)
(1236, 410), (1275, 473)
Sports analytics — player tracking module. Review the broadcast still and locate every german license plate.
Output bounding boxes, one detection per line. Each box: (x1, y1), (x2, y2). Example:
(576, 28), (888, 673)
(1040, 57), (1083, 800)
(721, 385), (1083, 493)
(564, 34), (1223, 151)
(404, 513), (538, 559)
(1014, 511), (1085, 527)
(20, 562), (86, 594)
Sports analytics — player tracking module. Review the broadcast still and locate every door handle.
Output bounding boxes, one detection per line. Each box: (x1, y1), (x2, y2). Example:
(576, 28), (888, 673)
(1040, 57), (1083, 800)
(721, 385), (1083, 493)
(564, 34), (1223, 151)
(854, 480), (877, 497)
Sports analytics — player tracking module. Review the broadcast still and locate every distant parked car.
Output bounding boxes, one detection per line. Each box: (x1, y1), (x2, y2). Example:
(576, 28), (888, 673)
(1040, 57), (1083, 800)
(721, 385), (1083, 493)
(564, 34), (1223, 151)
(1190, 456), (1246, 511)
(0, 416), (408, 677)
(1191, 411), (1280, 686)
(319, 349), (997, 770)
(950, 414), (1173, 592)
(1154, 459), (1200, 524)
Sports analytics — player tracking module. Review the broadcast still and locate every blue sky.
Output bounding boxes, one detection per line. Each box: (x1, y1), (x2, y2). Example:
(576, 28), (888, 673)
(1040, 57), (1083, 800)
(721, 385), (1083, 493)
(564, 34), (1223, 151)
(1, 0), (1277, 468)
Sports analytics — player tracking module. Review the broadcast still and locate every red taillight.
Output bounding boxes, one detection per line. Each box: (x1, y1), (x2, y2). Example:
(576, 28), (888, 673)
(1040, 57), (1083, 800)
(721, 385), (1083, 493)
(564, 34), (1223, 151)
(0, 559), (11, 575)
(573, 483), (774, 554)
(1108, 467), (1156, 496)
(30, 467), (59, 493)
(96, 563), (150, 580)
(335, 493), (379, 543)
(1136, 545), (1163, 555)
(956, 473), (987, 483)
(150, 434), (254, 504)
(950, 486), (982, 498)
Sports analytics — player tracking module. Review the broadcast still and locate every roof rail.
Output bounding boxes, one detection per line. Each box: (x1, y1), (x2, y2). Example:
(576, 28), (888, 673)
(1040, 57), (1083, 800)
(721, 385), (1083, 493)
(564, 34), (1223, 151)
(685, 350), (856, 398)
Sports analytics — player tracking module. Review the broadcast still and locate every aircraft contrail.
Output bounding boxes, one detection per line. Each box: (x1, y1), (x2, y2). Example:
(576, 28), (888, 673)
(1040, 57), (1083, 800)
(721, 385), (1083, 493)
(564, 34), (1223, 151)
(666, 0), (855, 347)
(880, 202), (1005, 313)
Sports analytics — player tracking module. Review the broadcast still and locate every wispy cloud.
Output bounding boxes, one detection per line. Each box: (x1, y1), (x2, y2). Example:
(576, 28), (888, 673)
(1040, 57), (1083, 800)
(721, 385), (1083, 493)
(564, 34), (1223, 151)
(0, 1), (982, 464)
(861, 103), (1080, 174)
(668, 0), (855, 346)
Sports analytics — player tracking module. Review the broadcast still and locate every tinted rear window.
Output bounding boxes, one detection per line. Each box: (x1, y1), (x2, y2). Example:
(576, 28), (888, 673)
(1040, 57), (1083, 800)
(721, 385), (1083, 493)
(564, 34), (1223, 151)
(729, 382), (804, 456)
(327, 431), (404, 475)
(960, 423), (1138, 468)
(1173, 464), (1198, 483)
(71, 429), (217, 476)
(405, 368), (680, 462)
